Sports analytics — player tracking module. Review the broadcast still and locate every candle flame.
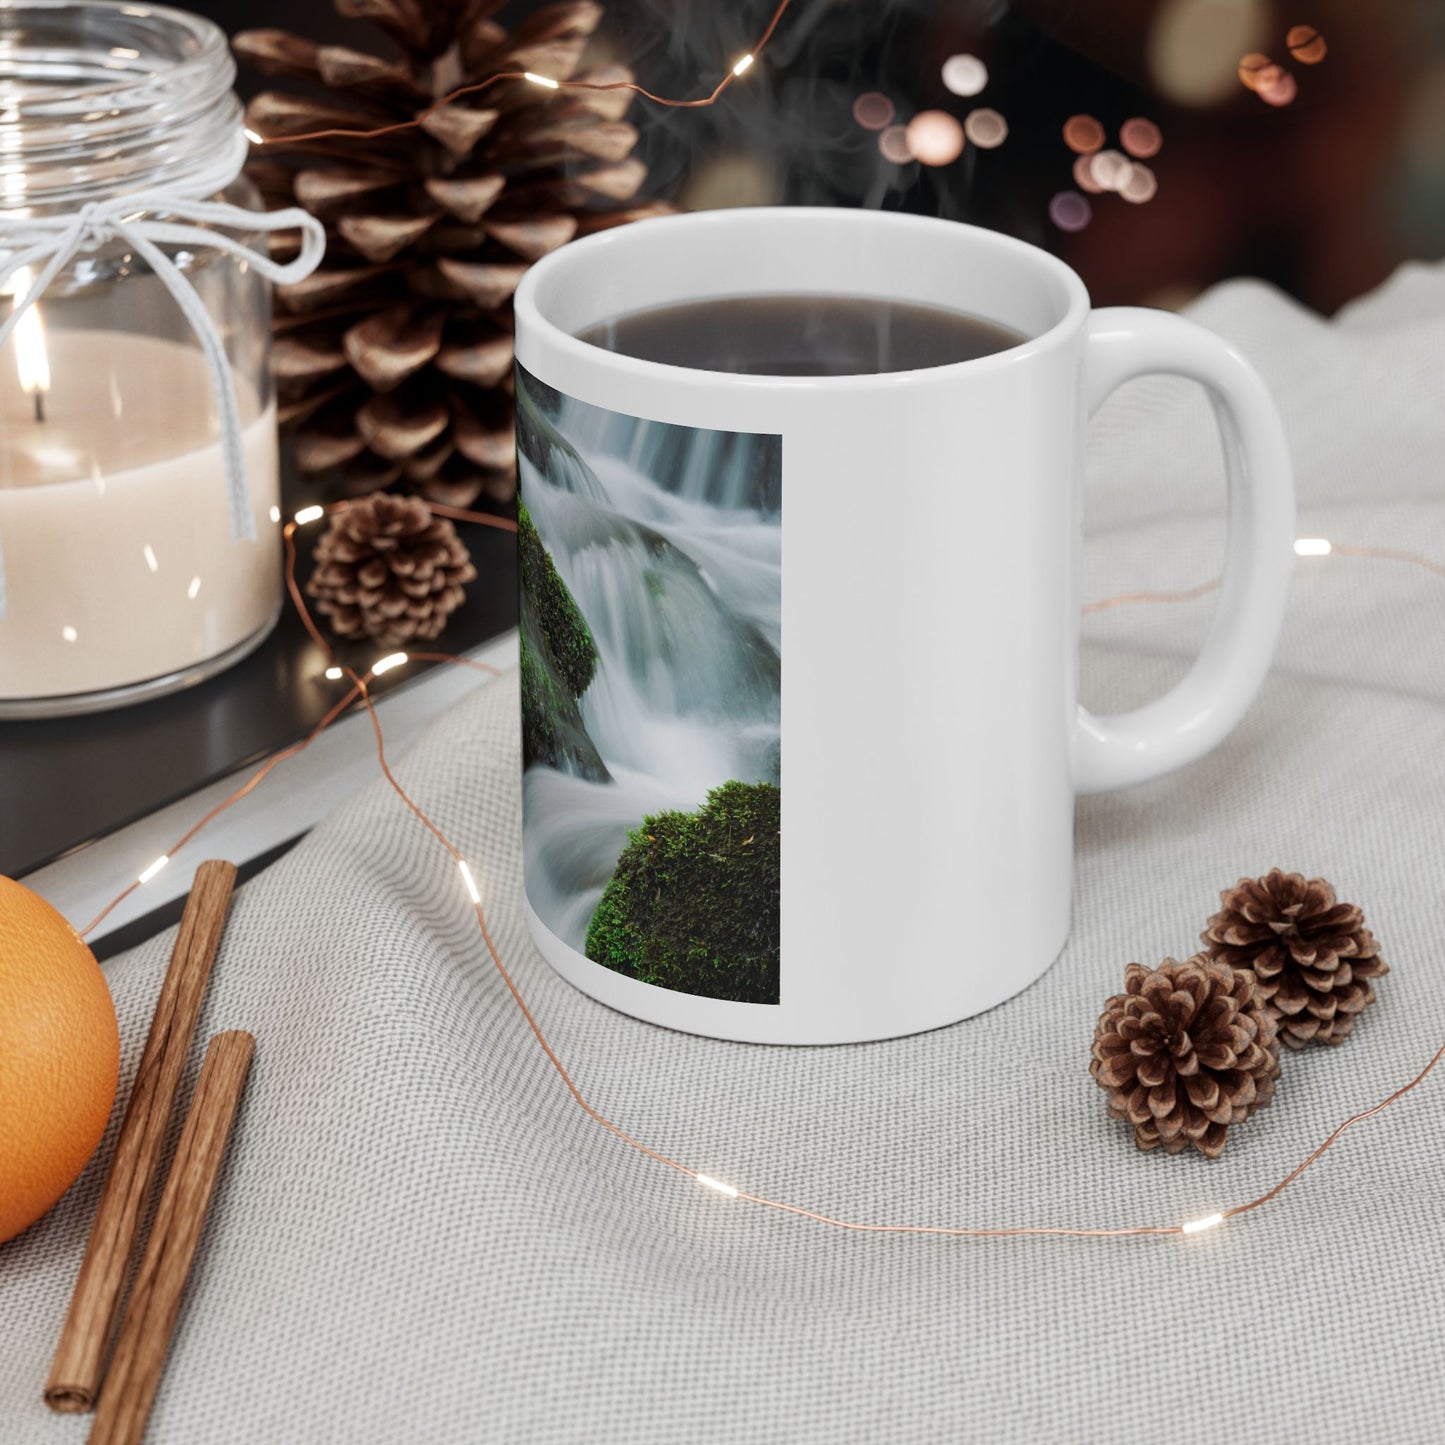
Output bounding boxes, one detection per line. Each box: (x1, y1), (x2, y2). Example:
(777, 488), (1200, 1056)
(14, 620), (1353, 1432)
(7, 267), (50, 409)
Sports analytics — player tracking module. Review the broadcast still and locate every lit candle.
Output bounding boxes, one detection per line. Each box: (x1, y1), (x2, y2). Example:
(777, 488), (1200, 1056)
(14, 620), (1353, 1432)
(0, 329), (280, 706)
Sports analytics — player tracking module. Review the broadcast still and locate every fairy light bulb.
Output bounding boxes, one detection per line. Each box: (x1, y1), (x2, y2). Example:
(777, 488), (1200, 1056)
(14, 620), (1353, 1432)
(371, 652), (408, 676)
(524, 71), (559, 89)
(1294, 538), (1332, 556)
(243, 127), (263, 145)
(294, 504), (324, 525)
(459, 860), (482, 905)
(732, 53), (754, 76)
(695, 1174), (740, 1198)
(1181, 1213), (1225, 1235)
(137, 855), (170, 885)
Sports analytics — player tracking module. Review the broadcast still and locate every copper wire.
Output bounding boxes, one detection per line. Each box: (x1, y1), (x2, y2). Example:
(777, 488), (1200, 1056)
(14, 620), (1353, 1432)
(255, 0), (795, 147)
(1080, 544), (1445, 619)
(75, 505), (517, 935)
(1082, 578), (1221, 614)
(1332, 543), (1445, 578)
(75, 679), (363, 938)
(78, 506), (1445, 1242)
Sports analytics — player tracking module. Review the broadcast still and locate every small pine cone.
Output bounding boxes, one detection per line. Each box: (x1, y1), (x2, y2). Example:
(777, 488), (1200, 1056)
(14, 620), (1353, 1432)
(1202, 870), (1388, 1049)
(1091, 956), (1281, 1159)
(306, 494), (477, 648)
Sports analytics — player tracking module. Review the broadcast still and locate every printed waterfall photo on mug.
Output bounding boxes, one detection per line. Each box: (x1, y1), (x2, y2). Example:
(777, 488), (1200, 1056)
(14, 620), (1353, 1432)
(516, 364), (781, 1006)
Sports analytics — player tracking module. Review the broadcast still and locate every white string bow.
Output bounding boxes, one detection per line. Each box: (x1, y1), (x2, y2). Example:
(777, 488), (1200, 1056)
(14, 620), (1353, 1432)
(0, 192), (326, 616)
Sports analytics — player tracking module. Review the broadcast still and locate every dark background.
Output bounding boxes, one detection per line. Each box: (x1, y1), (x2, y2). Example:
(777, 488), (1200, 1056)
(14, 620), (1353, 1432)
(203, 0), (1445, 316)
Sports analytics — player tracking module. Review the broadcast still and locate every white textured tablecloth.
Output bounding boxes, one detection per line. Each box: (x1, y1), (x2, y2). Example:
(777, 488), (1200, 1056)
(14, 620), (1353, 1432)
(4, 264), (1444, 1444)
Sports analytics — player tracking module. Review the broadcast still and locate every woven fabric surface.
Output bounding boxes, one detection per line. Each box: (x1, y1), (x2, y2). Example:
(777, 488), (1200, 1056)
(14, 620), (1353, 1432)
(3, 263), (1444, 1444)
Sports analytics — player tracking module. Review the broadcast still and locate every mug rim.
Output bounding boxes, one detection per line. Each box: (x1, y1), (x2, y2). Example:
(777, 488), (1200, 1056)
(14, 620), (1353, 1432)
(514, 206), (1092, 392)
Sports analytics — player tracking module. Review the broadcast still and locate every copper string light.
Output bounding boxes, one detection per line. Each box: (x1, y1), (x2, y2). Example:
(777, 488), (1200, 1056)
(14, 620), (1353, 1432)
(245, 0), (796, 149)
(1081, 541), (1445, 617)
(73, 496), (1445, 1244)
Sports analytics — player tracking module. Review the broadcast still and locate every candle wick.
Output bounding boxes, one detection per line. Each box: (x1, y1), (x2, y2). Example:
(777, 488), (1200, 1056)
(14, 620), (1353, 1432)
(33, 390), (45, 423)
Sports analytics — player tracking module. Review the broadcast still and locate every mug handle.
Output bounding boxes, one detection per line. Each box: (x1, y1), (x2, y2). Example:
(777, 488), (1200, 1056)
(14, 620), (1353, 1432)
(1075, 307), (1296, 794)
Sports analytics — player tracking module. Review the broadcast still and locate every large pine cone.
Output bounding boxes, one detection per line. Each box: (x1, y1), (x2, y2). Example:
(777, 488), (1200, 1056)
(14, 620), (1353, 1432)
(1091, 956), (1281, 1159)
(1202, 870), (1388, 1049)
(235, 0), (670, 508)
(306, 494), (476, 646)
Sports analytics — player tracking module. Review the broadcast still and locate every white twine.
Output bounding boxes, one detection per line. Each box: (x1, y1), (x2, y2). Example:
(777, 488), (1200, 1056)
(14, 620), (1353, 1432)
(0, 133), (326, 617)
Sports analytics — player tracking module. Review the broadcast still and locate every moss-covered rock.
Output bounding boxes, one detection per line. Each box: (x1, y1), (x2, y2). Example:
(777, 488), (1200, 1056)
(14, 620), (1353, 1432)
(518, 503), (596, 698)
(519, 591), (610, 782)
(517, 502), (608, 781)
(585, 781), (780, 1005)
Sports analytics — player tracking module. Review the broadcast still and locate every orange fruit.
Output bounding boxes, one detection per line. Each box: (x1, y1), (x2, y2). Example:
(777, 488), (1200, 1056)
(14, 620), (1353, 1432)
(0, 876), (119, 1245)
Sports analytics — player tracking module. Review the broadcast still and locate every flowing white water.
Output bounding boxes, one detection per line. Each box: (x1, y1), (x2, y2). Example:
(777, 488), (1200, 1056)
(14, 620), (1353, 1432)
(521, 398), (781, 955)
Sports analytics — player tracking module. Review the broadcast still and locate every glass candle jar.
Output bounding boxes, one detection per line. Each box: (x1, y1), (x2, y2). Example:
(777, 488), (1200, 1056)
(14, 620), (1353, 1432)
(0, 1), (285, 716)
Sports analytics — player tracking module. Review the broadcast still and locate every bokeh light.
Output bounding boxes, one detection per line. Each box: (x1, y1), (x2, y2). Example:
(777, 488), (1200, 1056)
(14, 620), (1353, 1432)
(1119, 164), (1159, 204)
(852, 92), (895, 131)
(677, 154), (783, 211)
(1088, 148), (1133, 192)
(1258, 68), (1298, 106)
(963, 107), (1008, 149)
(941, 53), (988, 97)
(878, 125), (913, 163)
(1145, 284), (1203, 312)
(1149, 0), (1269, 107)
(1249, 61), (1287, 96)
(905, 110), (965, 166)
(1287, 24), (1327, 64)
(1120, 118), (1163, 159)
(1049, 190), (1092, 232)
(1073, 154), (1104, 194)
(1063, 114), (1106, 154)
(1237, 52), (1273, 91)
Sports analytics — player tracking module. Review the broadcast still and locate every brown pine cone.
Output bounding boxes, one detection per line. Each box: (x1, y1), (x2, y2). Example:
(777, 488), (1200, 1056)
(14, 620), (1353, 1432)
(306, 494), (476, 647)
(1202, 870), (1388, 1049)
(1091, 956), (1281, 1159)
(235, 1), (670, 508)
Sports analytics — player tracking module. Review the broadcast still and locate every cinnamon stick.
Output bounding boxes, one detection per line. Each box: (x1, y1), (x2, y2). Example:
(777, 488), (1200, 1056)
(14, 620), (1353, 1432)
(88, 1032), (255, 1445)
(46, 860), (238, 1413)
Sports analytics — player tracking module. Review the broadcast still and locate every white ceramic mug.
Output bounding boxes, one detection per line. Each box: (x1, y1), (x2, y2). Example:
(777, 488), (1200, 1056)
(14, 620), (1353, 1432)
(512, 207), (1294, 1045)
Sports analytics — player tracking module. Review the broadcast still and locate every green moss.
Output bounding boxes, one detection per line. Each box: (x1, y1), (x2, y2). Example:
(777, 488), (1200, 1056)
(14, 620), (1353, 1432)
(518, 603), (607, 783)
(517, 503), (596, 698)
(517, 502), (608, 781)
(585, 781), (780, 1005)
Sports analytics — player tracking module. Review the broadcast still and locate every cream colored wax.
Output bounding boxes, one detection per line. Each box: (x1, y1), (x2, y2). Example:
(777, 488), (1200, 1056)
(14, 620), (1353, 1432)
(0, 330), (281, 701)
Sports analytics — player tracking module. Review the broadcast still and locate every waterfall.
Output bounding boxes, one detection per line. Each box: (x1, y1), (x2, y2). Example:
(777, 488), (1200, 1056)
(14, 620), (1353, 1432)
(520, 381), (782, 956)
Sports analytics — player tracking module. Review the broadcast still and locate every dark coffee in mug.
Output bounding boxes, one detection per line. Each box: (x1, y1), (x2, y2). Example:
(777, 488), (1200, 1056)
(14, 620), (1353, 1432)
(577, 293), (1025, 376)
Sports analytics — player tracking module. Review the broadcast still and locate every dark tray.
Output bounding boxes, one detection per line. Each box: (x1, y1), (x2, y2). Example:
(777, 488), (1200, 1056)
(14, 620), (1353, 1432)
(0, 519), (517, 880)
